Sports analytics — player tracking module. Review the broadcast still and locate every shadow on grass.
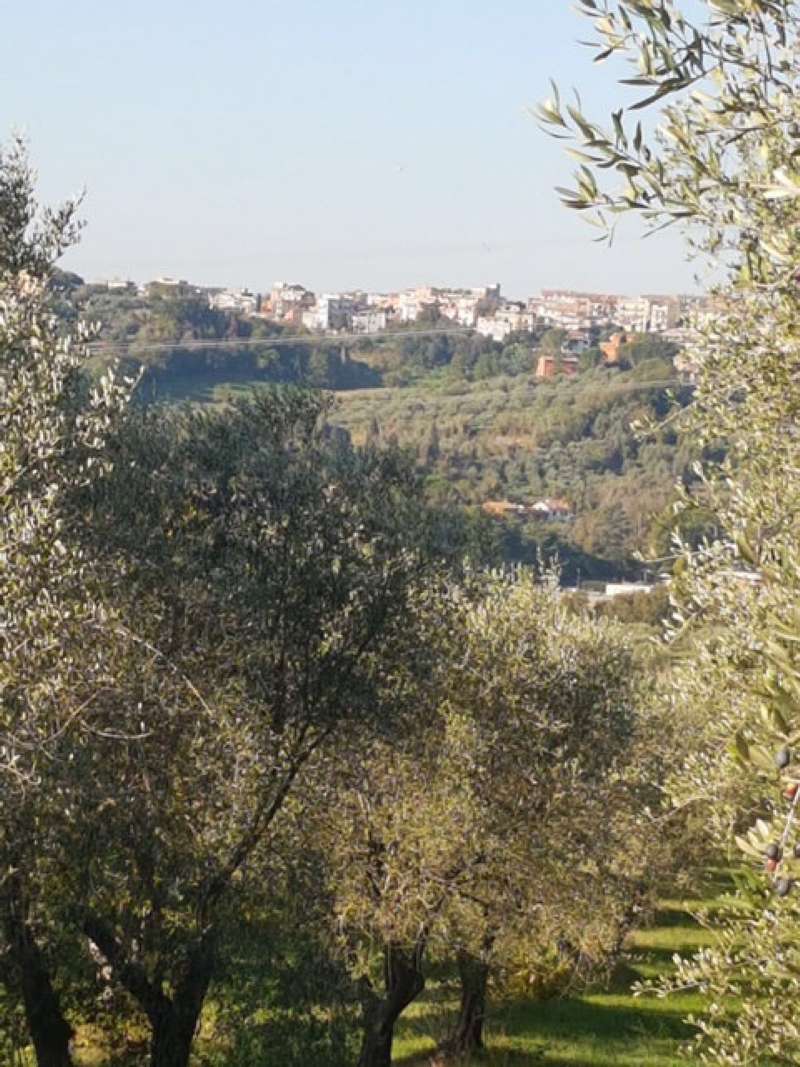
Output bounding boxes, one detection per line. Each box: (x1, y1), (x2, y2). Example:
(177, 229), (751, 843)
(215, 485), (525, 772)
(395, 992), (696, 1065)
(399, 888), (731, 1064)
(650, 906), (700, 929)
(501, 993), (693, 1042)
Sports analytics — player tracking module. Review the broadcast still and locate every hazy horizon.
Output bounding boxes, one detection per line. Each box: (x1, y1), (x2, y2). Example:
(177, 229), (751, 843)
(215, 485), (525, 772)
(3, 1), (701, 296)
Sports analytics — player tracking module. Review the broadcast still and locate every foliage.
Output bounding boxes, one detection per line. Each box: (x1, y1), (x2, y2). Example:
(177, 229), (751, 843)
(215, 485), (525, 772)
(0, 137), (136, 1064)
(590, 585), (671, 627)
(542, 1), (800, 1063)
(210, 874), (360, 1067)
(315, 570), (667, 1064)
(54, 388), (454, 1064)
(333, 366), (695, 578)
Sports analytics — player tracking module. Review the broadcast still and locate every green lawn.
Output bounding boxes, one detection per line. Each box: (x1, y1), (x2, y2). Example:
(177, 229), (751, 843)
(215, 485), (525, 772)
(393, 895), (715, 1066)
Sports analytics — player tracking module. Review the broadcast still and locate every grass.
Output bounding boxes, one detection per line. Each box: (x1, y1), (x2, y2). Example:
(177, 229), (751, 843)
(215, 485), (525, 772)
(28, 893), (719, 1067)
(392, 894), (715, 1066)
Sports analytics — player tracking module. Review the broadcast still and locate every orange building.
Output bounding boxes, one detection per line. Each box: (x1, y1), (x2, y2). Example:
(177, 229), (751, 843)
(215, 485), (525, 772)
(536, 354), (579, 379)
(481, 500), (527, 519)
(600, 332), (627, 365)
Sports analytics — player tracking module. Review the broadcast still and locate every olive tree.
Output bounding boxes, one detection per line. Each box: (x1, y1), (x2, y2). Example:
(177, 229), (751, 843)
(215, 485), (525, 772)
(428, 573), (647, 1059)
(319, 571), (644, 1067)
(539, 2), (800, 1062)
(54, 393), (455, 1067)
(0, 136), (132, 1067)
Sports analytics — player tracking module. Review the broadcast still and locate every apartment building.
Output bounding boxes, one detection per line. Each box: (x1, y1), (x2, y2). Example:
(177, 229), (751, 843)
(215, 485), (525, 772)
(302, 293), (355, 332)
(269, 282), (315, 321)
(352, 308), (388, 333)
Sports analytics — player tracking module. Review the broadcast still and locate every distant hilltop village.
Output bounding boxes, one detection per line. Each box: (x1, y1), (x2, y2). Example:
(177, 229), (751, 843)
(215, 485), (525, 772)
(100, 277), (711, 346)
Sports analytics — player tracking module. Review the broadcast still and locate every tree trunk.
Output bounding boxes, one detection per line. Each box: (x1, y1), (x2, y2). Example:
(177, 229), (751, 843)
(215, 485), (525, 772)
(148, 998), (203, 1067)
(444, 951), (489, 1057)
(357, 943), (426, 1067)
(84, 911), (213, 1067)
(147, 940), (215, 1067)
(2, 889), (73, 1067)
(19, 957), (74, 1067)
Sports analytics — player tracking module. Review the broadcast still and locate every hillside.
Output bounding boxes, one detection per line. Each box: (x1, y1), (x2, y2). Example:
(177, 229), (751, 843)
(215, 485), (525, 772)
(330, 362), (695, 580)
(63, 277), (697, 580)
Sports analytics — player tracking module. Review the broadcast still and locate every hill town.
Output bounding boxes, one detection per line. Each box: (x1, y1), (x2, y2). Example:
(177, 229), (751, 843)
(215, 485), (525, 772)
(99, 275), (709, 345)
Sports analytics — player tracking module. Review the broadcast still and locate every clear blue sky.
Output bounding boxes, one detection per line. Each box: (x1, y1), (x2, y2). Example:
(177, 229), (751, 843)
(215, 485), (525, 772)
(1, 1), (697, 296)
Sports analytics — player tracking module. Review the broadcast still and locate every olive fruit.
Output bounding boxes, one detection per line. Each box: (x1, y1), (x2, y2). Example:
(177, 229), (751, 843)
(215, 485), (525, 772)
(776, 878), (793, 898)
(787, 784), (799, 800)
(766, 843), (783, 861)
(767, 858), (779, 872)
(794, 843), (800, 860)
(777, 748), (792, 770)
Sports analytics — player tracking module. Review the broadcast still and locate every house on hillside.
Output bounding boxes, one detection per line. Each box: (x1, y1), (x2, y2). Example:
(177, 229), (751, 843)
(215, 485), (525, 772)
(352, 308), (388, 334)
(481, 500), (528, 519)
(600, 332), (628, 365)
(561, 330), (591, 354)
(481, 498), (574, 522)
(209, 288), (259, 315)
(303, 294), (355, 332)
(536, 354), (579, 379)
(476, 316), (514, 343)
(530, 498), (574, 521)
(268, 282), (315, 322)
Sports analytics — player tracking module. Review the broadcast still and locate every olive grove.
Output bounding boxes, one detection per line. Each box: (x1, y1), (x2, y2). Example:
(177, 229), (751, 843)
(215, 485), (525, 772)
(1, 132), (684, 1066)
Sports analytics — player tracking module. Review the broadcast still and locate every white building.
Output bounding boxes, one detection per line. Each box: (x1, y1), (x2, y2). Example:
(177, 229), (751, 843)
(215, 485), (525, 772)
(494, 302), (531, 334)
(209, 288), (259, 315)
(604, 582), (655, 598)
(270, 282), (314, 321)
(352, 308), (388, 334)
(476, 316), (513, 343)
(530, 290), (617, 332)
(645, 297), (680, 332)
(398, 291), (422, 323)
(303, 294), (355, 332)
(472, 284), (501, 301)
(143, 277), (189, 296)
(615, 297), (651, 334)
(454, 296), (481, 326)
(530, 498), (575, 522)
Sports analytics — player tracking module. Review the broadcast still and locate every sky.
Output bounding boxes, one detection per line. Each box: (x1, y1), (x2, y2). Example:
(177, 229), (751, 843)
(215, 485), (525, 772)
(1, 1), (700, 297)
